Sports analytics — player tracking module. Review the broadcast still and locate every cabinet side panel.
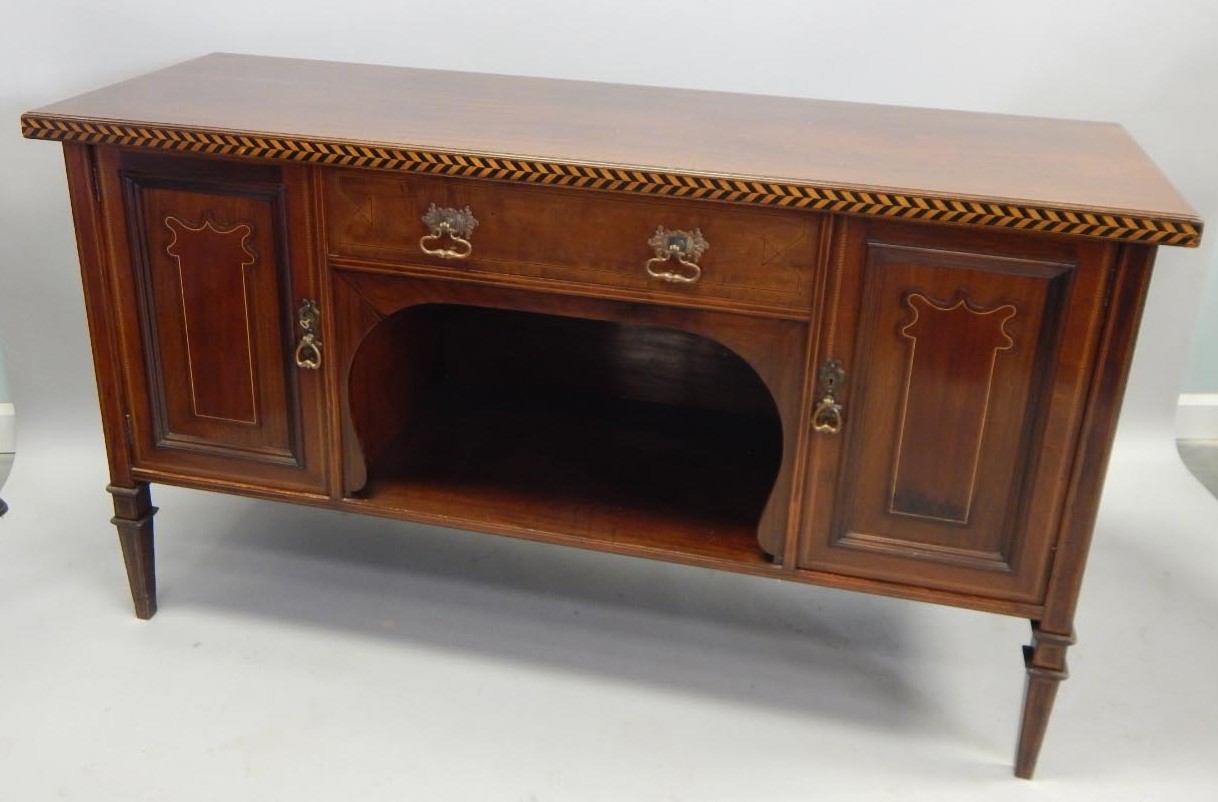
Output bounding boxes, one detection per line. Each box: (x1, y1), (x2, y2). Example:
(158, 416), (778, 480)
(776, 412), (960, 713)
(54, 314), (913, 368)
(61, 143), (134, 485)
(1039, 244), (1155, 633)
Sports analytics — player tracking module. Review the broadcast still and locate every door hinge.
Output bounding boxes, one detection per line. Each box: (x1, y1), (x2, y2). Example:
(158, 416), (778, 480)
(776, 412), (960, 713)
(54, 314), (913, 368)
(123, 414), (134, 448)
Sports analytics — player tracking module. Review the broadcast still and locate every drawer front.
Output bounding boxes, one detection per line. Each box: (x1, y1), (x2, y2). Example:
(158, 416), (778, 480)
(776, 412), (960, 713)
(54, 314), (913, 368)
(324, 171), (821, 311)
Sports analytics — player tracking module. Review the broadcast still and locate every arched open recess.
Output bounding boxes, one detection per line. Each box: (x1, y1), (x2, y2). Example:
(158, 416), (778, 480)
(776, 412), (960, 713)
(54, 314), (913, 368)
(342, 301), (790, 564)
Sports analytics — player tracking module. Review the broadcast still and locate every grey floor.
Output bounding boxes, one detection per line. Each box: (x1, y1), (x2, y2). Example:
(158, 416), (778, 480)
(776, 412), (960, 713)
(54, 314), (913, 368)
(1179, 440), (1218, 499)
(1, 435), (1216, 800)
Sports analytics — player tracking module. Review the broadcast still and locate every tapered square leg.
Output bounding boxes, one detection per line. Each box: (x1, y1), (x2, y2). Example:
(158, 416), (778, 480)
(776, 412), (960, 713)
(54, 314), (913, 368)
(1014, 622), (1075, 779)
(107, 483), (158, 620)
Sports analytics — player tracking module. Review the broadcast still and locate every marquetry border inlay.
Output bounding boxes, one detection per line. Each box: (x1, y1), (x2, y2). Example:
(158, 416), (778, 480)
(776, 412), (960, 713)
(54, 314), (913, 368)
(163, 214), (260, 425)
(21, 115), (1202, 247)
(888, 293), (1017, 524)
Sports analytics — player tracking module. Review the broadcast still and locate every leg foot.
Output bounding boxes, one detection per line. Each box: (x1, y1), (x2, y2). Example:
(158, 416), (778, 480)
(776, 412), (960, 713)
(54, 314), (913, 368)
(108, 483), (158, 619)
(1014, 622), (1075, 779)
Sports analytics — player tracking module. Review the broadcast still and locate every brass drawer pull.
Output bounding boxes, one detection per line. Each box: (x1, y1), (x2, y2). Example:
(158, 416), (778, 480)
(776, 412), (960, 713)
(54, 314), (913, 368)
(812, 359), (845, 434)
(646, 226), (708, 284)
(294, 299), (322, 370)
(420, 203), (478, 260)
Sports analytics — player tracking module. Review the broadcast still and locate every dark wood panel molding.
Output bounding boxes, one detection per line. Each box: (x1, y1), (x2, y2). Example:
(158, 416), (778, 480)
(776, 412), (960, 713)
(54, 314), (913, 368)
(889, 292), (1019, 523)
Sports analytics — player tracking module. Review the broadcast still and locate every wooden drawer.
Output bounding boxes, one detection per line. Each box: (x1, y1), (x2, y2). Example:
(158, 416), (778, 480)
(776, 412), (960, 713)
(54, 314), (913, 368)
(324, 170), (821, 311)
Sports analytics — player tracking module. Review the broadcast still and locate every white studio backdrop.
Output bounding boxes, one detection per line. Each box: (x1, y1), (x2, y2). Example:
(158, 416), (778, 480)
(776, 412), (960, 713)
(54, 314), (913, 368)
(1, 4), (1217, 799)
(1, 0), (1216, 461)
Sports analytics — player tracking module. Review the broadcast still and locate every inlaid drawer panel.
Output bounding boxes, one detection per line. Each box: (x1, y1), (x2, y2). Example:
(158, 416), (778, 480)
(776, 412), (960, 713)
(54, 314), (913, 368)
(324, 170), (821, 311)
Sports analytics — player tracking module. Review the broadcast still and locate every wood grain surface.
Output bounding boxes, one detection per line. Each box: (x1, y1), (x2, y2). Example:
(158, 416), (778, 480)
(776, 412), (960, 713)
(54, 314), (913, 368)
(22, 53), (1201, 245)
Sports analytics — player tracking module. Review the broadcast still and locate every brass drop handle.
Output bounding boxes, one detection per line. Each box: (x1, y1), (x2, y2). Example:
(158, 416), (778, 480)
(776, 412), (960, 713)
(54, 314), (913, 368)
(294, 299), (322, 370)
(812, 398), (842, 434)
(812, 359), (846, 434)
(420, 203), (478, 260)
(645, 226), (708, 284)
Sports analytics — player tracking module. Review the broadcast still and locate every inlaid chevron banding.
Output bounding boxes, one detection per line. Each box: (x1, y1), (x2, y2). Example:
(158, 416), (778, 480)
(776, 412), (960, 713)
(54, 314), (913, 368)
(21, 115), (1202, 247)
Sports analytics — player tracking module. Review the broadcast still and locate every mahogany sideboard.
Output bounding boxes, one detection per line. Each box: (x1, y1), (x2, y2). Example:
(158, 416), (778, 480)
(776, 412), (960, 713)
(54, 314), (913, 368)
(21, 54), (1203, 778)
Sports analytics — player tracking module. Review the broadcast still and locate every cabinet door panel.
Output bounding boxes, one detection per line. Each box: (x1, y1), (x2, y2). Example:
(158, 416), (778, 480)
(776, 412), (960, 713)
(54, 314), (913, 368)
(100, 150), (327, 493)
(800, 220), (1112, 601)
(142, 188), (292, 456)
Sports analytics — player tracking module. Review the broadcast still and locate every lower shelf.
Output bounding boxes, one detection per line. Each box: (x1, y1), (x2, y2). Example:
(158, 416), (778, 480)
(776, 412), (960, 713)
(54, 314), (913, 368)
(357, 393), (781, 566)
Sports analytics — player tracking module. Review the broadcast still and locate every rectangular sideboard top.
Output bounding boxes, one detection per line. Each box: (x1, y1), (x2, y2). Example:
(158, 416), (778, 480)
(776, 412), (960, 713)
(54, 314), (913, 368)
(21, 53), (1201, 246)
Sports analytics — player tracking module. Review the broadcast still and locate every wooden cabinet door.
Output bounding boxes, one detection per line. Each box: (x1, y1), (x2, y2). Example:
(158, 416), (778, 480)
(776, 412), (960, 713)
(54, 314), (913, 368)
(99, 150), (327, 493)
(799, 220), (1115, 602)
